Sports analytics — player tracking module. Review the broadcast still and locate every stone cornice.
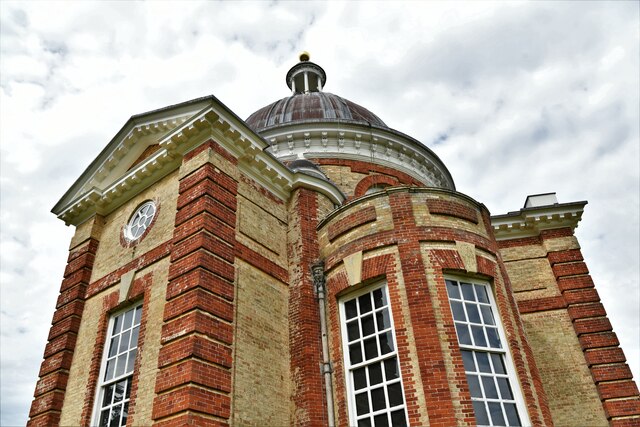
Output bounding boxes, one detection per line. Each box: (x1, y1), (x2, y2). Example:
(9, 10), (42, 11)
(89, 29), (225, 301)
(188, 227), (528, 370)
(260, 123), (455, 191)
(491, 201), (587, 240)
(55, 100), (345, 226)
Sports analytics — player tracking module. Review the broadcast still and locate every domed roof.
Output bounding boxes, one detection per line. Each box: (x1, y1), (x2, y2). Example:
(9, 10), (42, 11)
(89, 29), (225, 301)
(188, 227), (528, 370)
(246, 92), (387, 132)
(245, 52), (387, 133)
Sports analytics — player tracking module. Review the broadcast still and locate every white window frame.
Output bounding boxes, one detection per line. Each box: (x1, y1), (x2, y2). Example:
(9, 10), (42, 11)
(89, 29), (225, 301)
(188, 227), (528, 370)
(124, 201), (156, 242)
(445, 275), (530, 427)
(91, 303), (143, 427)
(339, 282), (409, 427)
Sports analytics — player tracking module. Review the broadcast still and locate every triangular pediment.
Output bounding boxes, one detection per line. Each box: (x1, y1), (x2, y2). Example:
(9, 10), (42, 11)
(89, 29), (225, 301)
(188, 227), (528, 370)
(53, 97), (219, 216)
(52, 94), (345, 226)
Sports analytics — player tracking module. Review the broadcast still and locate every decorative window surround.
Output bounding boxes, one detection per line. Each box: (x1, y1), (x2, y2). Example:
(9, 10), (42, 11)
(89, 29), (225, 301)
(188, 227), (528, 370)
(340, 283), (409, 427)
(123, 201), (156, 243)
(445, 277), (529, 427)
(92, 304), (142, 427)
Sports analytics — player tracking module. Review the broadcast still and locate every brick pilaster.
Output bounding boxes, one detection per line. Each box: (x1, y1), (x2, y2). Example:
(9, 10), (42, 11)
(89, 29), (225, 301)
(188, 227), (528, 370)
(152, 142), (237, 426)
(28, 237), (99, 427)
(389, 191), (458, 427)
(287, 188), (327, 426)
(542, 229), (640, 426)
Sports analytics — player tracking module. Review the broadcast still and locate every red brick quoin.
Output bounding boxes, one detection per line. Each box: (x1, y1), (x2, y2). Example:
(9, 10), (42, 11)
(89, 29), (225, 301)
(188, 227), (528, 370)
(152, 140), (238, 426)
(28, 237), (99, 427)
(542, 229), (640, 426)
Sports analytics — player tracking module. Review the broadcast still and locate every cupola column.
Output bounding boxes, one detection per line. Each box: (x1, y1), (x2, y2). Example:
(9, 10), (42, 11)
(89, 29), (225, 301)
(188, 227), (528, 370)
(285, 51), (327, 95)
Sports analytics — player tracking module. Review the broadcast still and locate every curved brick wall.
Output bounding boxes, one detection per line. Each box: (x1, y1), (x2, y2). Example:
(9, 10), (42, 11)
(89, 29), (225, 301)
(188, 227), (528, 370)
(317, 187), (553, 426)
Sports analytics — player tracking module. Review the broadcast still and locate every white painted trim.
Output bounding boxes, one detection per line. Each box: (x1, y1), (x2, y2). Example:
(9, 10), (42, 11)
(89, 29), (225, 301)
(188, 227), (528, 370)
(491, 201), (586, 240)
(445, 275), (531, 427)
(339, 282), (410, 427)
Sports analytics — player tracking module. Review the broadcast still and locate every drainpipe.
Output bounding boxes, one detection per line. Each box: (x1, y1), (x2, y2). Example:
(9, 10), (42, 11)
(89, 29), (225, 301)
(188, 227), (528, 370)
(311, 260), (335, 427)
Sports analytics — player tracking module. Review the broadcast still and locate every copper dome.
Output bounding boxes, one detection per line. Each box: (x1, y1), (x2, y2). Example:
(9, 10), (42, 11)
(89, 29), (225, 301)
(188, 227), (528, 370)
(245, 92), (388, 133)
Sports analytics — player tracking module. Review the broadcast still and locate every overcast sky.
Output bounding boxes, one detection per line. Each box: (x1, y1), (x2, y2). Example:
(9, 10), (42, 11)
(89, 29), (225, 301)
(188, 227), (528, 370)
(1, 1), (638, 425)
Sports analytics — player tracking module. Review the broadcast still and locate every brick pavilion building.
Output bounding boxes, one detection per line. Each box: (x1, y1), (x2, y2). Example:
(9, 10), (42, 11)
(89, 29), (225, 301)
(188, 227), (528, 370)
(28, 54), (639, 426)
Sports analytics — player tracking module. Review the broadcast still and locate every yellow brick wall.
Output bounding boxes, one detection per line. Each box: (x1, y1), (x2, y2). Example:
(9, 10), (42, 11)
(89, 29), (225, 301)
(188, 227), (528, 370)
(90, 170), (179, 281)
(232, 259), (291, 426)
(59, 258), (169, 425)
(237, 195), (287, 269)
(318, 165), (367, 196)
(59, 289), (103, 426)
(504, 258), (558, 295)
(127, 259), (169, 425)
(522, 310), (608, 426)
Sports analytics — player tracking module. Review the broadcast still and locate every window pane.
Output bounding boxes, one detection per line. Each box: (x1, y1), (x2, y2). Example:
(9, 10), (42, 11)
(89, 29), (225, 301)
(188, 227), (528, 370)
(134, 306), (142, 326)
(391, 410), (407, 427)
(461, 350), (476, 372)
(126, 349), (137, 374)
(473, 401), (490, 425)
(456, 323), (472, 345)
(102, 383), (114, 406)
(350, 343), (363, 364)
(488, 402), (506, 426)
(359, 294), (372, 314)
(113, 380), (126, 403)
(348, 320), (360, 341)
(491, 354), (506, 374)
(388, 382), (404, 406)
(461, 283), (475, 301)
(109, 404), (121, 427)
(466, 303), (481, 323)
(358, 418), (372, 427)
(376, 310), (390, 330)
(374, 413), (389, 427)
(451, 301), (466, 321)
(504, 403), (521, 426)
(373, 288), (387, 308)
(108, 337), (119, 358)
(364, 337), (378, 360)
(362, 315), (375, 336)
(121, 402), (129, 427)
(130, 326), (140, 348)
(354, 367), (367, 390)
(487, 327), (501, 349)
(356, 392), (369, 415)
(497, 377), (513, 400)
(379, 332), (394, 355)
(476, 352), (491, 373)
(467, 374), (482, 398)
(475, 284), (489, 303)
(481, 305), (495, 325)
(471, 325), (487, 347)
(123, 309), (134, 330)
(384, 357), (399, 380)
(118, 330), (131, 354)
(482, 376), (499, 399)
(99, 410), (110, 427)
(105, 359), (115, 381)
(112, 316), (121, 335)
(446, 280), (460, 299)
(370, 387), (386, 411)
(115, 354), (127, 377)
(369, 363), (383, 385)
(346, 300), (358, 319)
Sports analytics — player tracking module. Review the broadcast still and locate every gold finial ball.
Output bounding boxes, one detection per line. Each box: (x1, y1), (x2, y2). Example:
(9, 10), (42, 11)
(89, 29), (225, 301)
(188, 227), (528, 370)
(299, 51), (310, 62)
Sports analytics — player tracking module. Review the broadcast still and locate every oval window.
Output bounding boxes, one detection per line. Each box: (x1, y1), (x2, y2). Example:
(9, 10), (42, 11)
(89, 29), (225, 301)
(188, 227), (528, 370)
(124, 201), (156, 242)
